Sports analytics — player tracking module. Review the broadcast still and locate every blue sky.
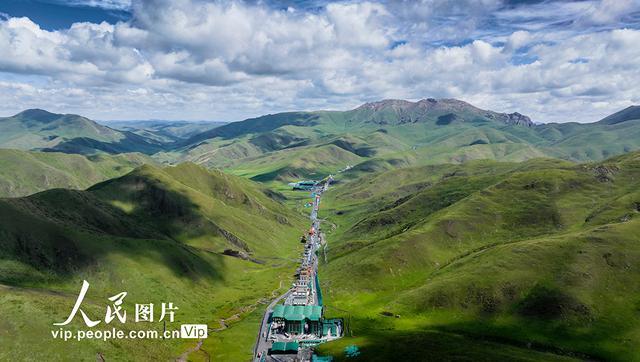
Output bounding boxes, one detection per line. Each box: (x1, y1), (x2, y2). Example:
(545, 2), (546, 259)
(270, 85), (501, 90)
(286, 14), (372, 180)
(0, 1), (130, 29)
(0, 0), (639, 122)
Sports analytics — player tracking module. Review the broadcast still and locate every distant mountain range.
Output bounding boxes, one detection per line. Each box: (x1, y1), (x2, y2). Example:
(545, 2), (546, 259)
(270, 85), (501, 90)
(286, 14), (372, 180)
(2, 100), (640, 183)
(173, 99), (640, 181)
(0, 109), (163, 154)
(2, 100), (640, 360)
(100, 119), (227, 144)
(351, 98), (534, 126)
(0, 149), (155, 197)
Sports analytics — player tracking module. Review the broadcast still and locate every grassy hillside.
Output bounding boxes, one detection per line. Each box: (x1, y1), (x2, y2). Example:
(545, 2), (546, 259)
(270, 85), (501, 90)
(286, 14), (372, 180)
(6, 101), (639, 185)
(0, 163), (307, 361)
(164, 99), (640, 185)
(158, 99), (539, 175)
(102, 120), (227, 144)
(0, 109), (163, 155)
(0, 149), (156, 197)
(316, 152), (640, 361)
(230, 143), (364, 182)
(5, 101), (640, 179)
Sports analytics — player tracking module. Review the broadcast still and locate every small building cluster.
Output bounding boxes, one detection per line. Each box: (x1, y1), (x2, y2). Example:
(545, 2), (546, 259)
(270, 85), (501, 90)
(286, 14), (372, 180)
(260, 178), (342, 360)
(270, 305), (342, 340)
(268, 341), (300, 355)
(289, 180), (319, 191)
(289, 175), (333, 191)
(289, 233), (316, 305)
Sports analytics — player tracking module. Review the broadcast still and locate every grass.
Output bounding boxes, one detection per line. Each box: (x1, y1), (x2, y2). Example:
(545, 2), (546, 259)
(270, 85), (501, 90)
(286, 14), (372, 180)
(316, 320), (580, 361)
(0, 162), (309, 361)
(0, 149), (155, 197)
(0, 109), (163, 155)
(229, 144), (362, 182)
(156, 101), (640, 184)
(3, 101), (640, 360)
(315, 151), (640, 361)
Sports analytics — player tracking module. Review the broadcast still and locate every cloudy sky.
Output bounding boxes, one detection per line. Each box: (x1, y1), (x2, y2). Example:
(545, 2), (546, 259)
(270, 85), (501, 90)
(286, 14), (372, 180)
(0, 0), (639, 122)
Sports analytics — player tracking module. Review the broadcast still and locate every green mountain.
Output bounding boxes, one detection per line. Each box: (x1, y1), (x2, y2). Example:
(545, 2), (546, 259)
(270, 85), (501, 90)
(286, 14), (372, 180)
(6, 101), (639, 186)
(0, 149), (155, 197)
(2, 102), (640, 361)
(535, 105), (640, 160)
(316, 151), (640, 361)
(169, 99), (640, 183)
(231, 143), (365, 182)
(597, 105), (640, 125)
(0, 109), (164, 155)
(102, 120), (227, 144)
(0, 163), (306, 361)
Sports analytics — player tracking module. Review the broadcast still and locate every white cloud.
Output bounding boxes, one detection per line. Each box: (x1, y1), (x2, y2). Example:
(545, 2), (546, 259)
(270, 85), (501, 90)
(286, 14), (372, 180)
(44, 0), (132, 11)
(0, 0), (638, 123)
(579, 0), (639, 25)
(504, 30), (532, 51)
(325, 2), (390, 48)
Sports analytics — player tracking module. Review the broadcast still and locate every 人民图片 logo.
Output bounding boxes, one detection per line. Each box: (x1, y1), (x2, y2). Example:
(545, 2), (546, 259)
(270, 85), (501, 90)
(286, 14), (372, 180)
(54, 280), (178, 327)
(50, 280), (205, 341)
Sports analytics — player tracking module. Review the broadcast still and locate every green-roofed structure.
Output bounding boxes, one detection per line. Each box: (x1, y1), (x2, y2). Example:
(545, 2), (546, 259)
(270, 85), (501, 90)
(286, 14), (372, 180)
(271, 304), (286, 319)
(271, 304), (324, 335)
(269, 341), (300, 355)
(270, 341), (287, 352)
(322, 319), (341, 337)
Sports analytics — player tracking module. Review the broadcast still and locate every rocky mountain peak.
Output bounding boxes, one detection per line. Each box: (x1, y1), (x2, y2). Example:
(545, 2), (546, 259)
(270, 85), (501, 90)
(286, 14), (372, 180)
(353, 98), (534, 127)
(500, 112), (534, 127)
(356, 99), (416, 112)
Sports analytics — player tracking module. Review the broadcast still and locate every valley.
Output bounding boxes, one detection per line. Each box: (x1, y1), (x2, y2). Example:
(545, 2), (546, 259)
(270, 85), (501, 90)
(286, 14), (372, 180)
(254, 178), (342, 361)
(2, 1), (639, 361)
(1, 99), (640, 361)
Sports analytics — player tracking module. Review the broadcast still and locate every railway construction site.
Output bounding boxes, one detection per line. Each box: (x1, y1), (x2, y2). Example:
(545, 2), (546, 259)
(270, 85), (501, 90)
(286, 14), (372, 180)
(254, 177), (342, 362)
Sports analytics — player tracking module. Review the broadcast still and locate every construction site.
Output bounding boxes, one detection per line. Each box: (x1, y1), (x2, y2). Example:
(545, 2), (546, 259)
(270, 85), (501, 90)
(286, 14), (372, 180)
(254, 177), (343, 362)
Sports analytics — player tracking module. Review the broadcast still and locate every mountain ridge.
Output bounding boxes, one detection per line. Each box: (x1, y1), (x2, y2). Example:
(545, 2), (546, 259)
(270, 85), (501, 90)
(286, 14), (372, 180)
(0, 109), (164, 155)
(4, 100), (640, 184)
(183, 97), (535, 146)
(170, 99), (640, 180)
(597, 105), (640, 125)
(11, 108), (61, 123)
(351, 98), (534, 127)
(0, 149), (156, 197)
